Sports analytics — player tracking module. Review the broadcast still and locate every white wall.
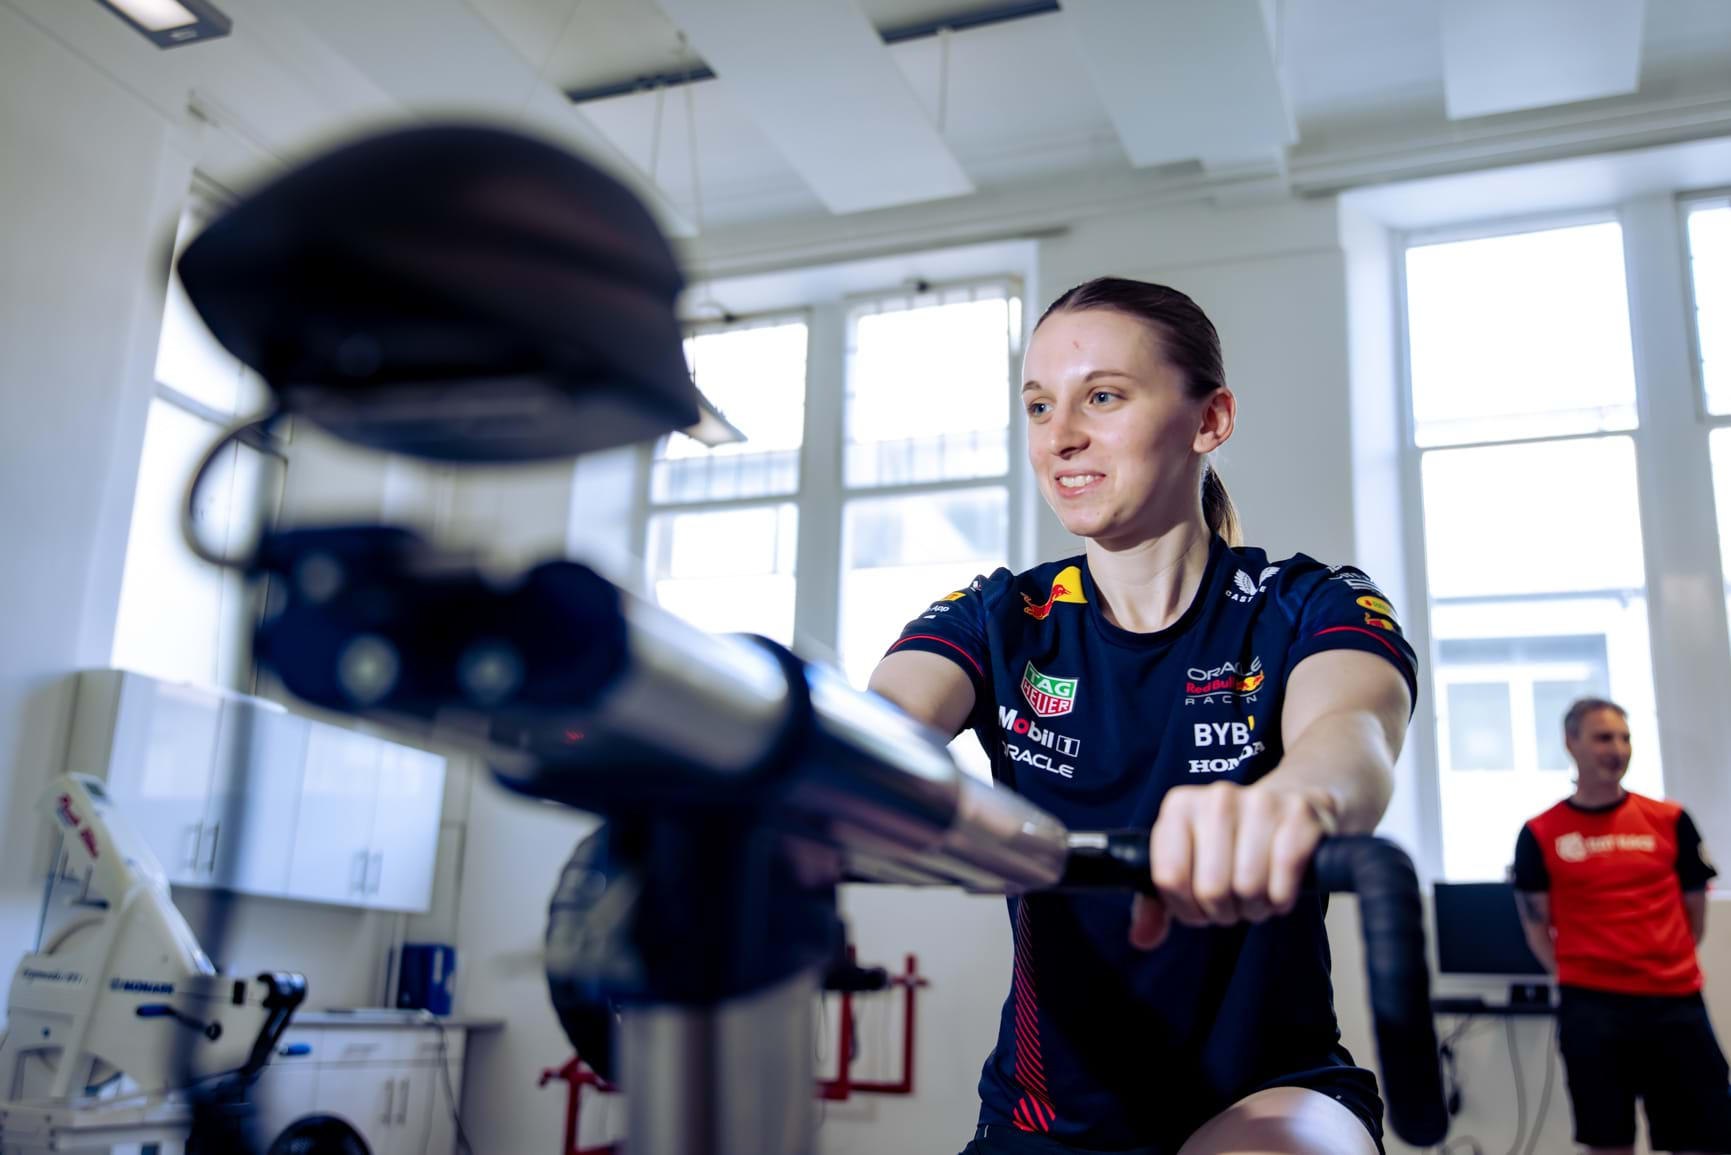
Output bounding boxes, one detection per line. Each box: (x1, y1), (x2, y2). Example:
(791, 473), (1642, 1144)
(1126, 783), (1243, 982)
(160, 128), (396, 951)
(0, 4), (192, 1011)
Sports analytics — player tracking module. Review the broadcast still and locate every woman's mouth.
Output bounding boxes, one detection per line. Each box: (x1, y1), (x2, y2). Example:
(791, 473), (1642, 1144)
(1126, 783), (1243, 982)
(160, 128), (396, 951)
(1055, 472), (1103, 496)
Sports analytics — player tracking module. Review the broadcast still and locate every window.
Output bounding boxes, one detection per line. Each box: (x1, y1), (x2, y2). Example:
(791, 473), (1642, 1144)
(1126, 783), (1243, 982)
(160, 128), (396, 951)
(639, 280), (1022, 781)
(1687, 199), (1731, 416)
(643, 316), (809, 645)
(1404, 221), (1662, 881)
(111, 195), (284, 692)
(836, 283), (1018, 687)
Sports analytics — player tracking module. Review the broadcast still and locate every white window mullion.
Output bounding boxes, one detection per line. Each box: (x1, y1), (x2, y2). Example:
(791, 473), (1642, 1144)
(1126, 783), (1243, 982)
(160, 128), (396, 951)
(797, 302), (847, 666)
(1624, 194), (1731, 867)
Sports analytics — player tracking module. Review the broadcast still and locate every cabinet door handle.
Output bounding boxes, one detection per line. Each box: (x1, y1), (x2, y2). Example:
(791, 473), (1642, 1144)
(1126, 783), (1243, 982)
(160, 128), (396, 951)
(184, 822), (204, 870)
(397, 1076), (410, 1124)
(367, 850), (384, 895)
(383, 1077), (395, 1124)
(351, 849), (368, 893)
(203, 822), (221, 874)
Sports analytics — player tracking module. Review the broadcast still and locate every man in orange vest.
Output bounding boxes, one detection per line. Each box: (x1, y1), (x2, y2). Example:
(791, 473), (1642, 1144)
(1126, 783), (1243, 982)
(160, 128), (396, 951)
(1513, 697), (1730, 1155)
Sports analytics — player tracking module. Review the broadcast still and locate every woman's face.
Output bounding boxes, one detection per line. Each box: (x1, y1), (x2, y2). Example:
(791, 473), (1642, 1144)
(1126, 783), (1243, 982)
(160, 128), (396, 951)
(1022, 308), (1229, 547)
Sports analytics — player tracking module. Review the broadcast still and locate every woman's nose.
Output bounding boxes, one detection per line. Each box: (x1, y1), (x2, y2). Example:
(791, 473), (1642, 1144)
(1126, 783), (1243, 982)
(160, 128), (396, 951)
(1045, 407), (1086, 457)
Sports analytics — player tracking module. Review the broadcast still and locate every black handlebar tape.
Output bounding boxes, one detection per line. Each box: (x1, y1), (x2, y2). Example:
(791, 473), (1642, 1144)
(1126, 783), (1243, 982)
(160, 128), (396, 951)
(1051, 832), (1448, 1147)
(1311, 837), (1448, 1146)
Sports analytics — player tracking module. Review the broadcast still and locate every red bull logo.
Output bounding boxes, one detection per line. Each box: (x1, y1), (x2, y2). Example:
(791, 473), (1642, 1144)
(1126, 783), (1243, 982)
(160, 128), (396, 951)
(1184, 656), (1265, 702)
(1021, 565), (1087, 620)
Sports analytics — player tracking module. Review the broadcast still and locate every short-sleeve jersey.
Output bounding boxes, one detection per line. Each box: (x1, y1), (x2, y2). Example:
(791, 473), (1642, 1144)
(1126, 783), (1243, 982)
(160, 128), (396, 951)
(1513, 792), (1716, 996)
(886, 536), (1417, 1147)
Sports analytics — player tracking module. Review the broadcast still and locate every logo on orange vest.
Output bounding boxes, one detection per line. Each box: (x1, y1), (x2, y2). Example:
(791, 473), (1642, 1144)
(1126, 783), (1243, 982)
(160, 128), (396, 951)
(1556, 831), (1657, 863)
(1022, 565), (1087, 620)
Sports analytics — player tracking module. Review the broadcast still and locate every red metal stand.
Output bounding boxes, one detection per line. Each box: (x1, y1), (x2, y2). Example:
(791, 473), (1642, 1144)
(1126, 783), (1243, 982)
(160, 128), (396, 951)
(537, 1056), (618, 1155)
(541, 952), (928, 1151)
(816, 952), (929, 1102)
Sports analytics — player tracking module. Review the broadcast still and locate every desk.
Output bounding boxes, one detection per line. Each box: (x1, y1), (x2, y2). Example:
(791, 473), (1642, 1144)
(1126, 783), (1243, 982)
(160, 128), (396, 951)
(1433, 996), (1556, 1018)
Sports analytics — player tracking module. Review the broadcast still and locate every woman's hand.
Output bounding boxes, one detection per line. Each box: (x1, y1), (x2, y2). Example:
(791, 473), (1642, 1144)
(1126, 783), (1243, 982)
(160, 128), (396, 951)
(1128, 779), (1340, 951)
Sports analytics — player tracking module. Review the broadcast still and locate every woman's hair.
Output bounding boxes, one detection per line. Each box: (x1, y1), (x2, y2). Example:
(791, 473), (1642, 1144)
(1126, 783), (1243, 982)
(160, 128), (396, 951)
(1035, 277), (1241, 546)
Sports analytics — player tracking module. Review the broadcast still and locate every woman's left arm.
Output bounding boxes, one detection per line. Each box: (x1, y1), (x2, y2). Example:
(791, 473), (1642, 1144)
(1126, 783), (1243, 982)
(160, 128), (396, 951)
(1131, 649), (1412, 950)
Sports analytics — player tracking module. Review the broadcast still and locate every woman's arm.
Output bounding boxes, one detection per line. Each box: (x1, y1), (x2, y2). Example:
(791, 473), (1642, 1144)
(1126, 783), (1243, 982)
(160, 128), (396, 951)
(866, 650), (977, 738)
(1132, 648), (1412, 948)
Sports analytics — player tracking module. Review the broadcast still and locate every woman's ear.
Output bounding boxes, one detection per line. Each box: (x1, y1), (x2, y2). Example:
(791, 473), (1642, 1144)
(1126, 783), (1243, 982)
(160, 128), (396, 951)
(1192, 388), (1236, 454)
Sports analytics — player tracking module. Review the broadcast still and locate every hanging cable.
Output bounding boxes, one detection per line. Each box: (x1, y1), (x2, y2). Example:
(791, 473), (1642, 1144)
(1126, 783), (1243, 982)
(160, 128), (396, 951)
(683, 63), (705, 237)
(649, 82), (668, 185)
(509, 0), (587, 120)
(936, 25), (952, 135)
(181, 408), (283, 569)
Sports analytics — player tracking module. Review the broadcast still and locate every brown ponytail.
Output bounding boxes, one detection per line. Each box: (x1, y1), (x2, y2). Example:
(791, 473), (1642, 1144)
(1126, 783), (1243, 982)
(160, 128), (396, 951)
(1201, 463), (1241, 547)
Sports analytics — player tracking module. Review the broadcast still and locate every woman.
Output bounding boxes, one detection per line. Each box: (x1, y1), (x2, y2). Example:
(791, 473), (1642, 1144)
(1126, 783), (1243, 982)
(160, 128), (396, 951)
(867, 278), (1416, 1155)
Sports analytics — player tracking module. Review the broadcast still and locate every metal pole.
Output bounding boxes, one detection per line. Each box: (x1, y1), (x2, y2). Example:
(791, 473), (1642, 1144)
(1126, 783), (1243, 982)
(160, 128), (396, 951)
(620, 969), (819, 1155)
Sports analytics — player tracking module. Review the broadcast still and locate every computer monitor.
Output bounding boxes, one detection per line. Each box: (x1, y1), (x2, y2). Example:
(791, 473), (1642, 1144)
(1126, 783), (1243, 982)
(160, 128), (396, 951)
(1432, 881), (1549, 978)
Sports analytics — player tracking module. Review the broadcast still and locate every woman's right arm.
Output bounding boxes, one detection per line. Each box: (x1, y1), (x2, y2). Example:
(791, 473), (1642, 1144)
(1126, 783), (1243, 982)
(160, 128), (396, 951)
(867, 650), (978, 738)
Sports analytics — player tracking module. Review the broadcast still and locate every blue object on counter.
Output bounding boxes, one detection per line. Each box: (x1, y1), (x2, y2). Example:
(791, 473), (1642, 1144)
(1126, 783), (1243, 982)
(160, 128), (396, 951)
(398, 942), (456, 1015)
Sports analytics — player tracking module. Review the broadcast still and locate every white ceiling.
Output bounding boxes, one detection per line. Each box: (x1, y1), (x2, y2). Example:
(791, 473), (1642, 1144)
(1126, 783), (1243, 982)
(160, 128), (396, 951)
(448, 0), (1731, 229)
(21, 0), (1731, 240)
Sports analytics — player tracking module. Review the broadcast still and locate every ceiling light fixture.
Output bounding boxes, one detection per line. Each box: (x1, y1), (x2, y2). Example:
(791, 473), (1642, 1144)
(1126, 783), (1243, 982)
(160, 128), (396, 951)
(93, 0), (232, 49)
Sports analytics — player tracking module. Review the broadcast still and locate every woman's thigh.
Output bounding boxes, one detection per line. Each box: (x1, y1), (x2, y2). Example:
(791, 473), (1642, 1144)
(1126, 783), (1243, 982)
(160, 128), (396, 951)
(1176, 1086), (1380, 1155)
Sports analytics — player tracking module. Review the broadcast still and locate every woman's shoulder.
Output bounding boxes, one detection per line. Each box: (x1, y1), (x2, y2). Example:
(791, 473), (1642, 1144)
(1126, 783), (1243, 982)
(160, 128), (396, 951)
(1224, 545), (1402, 623)
(1227, 545), (1391, 592)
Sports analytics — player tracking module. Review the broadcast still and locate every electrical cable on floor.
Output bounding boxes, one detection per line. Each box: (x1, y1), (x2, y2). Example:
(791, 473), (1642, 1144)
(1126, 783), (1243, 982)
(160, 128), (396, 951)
(1502, 1017), (1528, 1155)
(418, 1009), (475, 1155)
(1520, 1019), (1559, 1155)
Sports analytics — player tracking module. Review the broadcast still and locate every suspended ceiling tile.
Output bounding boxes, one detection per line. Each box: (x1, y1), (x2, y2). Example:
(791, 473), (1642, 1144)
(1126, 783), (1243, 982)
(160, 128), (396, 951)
(1441, 0), (1646, 120)
(652, 0), (974, 214)
(1060, 0), (1295, 168)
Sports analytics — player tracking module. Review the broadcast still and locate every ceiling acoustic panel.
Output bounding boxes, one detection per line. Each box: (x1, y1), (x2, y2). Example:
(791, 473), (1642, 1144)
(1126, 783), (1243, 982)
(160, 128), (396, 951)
(1060, 0), (1295, 169)
(1440, 0), (1645, 120)
(653, 0), (974, 215)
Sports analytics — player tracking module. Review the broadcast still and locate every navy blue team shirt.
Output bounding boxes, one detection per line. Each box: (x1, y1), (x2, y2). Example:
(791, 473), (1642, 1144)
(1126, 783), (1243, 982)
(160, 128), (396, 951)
(887, 535), (1418, 1149)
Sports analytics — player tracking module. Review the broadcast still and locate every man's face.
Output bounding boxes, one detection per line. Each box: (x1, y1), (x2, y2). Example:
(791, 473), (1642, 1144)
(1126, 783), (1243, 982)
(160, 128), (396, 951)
(1565, 708), (1632, 789)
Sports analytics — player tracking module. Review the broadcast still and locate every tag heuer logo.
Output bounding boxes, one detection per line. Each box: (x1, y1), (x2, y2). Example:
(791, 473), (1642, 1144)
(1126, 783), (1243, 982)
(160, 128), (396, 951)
(1021, 661), (1078, 717)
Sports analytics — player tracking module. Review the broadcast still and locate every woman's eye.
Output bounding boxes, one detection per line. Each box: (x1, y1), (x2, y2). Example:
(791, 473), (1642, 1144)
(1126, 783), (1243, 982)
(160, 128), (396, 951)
(1091, 390), (1117, 405)
(1027, 401), (1050, 416)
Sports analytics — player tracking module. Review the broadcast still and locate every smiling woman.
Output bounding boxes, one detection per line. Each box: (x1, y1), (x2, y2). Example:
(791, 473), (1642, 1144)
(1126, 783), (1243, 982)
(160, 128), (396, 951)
(865, 276), (1417, 1155)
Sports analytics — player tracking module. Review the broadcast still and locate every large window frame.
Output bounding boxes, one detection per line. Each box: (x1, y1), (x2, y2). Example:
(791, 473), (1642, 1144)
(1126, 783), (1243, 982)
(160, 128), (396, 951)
(1396, 192), (1731, 881)
(110, 182), (287, 694)
(631, 277), (1030, 686)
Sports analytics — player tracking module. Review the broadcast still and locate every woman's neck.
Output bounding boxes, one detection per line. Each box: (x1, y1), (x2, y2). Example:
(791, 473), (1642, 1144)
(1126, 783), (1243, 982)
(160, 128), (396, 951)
(1084, 520), (1214, 634)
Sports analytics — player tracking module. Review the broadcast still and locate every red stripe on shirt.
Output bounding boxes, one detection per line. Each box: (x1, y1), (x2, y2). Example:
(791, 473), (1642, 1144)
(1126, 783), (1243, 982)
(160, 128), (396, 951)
(889, 634), (984, 679)
(1311, 625), (1410, 667)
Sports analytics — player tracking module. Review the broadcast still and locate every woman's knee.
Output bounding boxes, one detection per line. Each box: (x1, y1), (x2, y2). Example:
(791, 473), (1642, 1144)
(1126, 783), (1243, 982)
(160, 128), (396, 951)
(1177, 1086), (1379, 1155)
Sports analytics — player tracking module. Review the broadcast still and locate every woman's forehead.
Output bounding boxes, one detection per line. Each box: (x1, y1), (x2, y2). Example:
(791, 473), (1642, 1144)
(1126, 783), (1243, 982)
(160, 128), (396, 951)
(1024, 310), (1166, 380)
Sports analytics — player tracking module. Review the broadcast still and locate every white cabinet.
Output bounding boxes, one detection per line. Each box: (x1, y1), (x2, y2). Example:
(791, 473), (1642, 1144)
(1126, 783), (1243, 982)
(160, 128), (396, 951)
(286, 722), (383, 905)
(67, 669), (445, 913)
(367, 744), (445, 911)
(67, 671), (230, 888)
(253, 1021), (480, 1155)
(214, 699), (310, 895)
(284, 723), (445, 912)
